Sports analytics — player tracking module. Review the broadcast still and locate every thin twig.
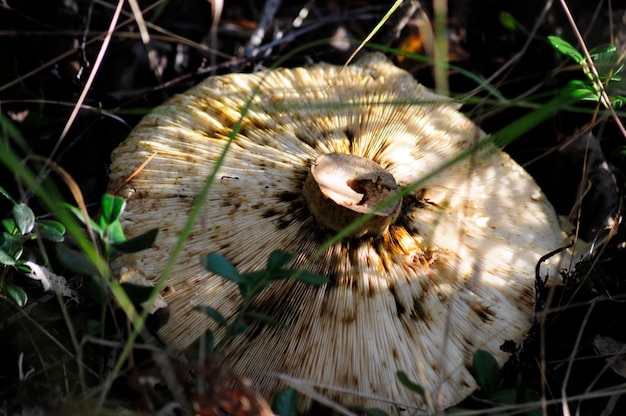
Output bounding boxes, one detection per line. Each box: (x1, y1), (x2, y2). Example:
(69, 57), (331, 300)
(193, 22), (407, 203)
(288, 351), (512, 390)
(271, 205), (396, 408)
(209, 0), (224, 75)
(244, 0), (282, 58)
(0, 0), (183, 93)
(466, 0), (555, 102)
(339, 0), (404, 74)
(51, 0), (125, 162)
(433, 0), (448, 96)
(558, 0), (626, 139)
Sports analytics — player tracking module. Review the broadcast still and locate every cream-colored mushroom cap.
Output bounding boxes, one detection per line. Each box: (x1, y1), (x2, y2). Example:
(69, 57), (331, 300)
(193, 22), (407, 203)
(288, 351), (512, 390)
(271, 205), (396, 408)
(108, 53), (567, 413)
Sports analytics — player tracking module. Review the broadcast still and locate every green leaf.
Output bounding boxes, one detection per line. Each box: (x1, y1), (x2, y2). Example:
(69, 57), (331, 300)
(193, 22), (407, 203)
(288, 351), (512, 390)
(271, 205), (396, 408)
(0, 248), (17, 265)
(266, 268), (328, 285)
(589, 43), (617, 56)
(548, 36), (584, 64)
(244, 311), (287, 328)
(397, 371), (425, 398)
(203, 329), (215, 356)
(56, 244), (101, 277)
(272, 388), (298, 416)
(226, 320), (248, 338)
(36, 220), (65, 242)
(5, 284), (28, 306)
(66, 203), (102, 234)
(267, 249), (296, 270)
(2, 219), (17, 234)
(290, 270), (329, 285)
(112, 228), (158, 253)
(499, 11), (517, 32)
(493, 387), (541, 415)
(0, 232), (22, 264)
(202, 252), (244, 283)
(101, 194), (126, 225)
(16, 263), (32, 274)
(194, 305), (228, 326)
(237, 270), (270, 298)
(492, 388), (517, 405)
(0, 186), (16, 205)
(266, 269), (295, 279)
(472, 349), (500, 399)
(590, 45), (623, 80)
(106, 219), (126, 245)
(565, 80), (598, 101)
(611, 95), (626, 109)
(13, 203), (35, 235)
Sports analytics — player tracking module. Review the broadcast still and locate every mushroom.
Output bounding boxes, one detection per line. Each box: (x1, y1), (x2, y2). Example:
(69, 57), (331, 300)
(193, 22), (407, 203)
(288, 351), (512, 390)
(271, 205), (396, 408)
(108, 53), (570, 413)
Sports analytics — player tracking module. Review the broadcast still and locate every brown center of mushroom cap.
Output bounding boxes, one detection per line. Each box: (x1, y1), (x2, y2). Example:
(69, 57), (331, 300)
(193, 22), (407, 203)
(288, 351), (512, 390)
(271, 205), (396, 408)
(302, 153), (401, 237)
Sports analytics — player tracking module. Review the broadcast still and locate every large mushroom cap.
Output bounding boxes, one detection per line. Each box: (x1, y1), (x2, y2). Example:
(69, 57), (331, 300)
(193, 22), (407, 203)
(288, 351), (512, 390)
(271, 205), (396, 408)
(109, 53), (567, 413)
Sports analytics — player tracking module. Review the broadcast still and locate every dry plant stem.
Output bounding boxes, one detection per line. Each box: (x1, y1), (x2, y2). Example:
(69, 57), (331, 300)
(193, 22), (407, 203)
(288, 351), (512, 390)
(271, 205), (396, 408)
(16, 303), (100, 380)
(582, 0), (606, 40)
(580, 205), (622, 291)
(558, 0), (626, 139)
(96, 0), (230, 58)
(209, 0), (224, 75)
(273, 374), (361, 416)
(372, 0), (419, 47)
(232, 6), (388, 76)
(539, 282), (557, 415)
(152, 350), (192, 412)
(111, 152), (159, 196)
(433, 0), (448, 96)
(560, 299), (597, 416)
(0, 0), (200, 93)
(50, 0), (124, 163)
(127, 0), (164, 85)
(585, 334), (626, 412)
(338, 0), (404, 75)
(15, 157), (102, 389)
(244, 0), (282, 58)
(467, 0), (554, 104)
(127, 0), (150, 45)
(457, 388), (626, 416)
(28, 157), (97, 247)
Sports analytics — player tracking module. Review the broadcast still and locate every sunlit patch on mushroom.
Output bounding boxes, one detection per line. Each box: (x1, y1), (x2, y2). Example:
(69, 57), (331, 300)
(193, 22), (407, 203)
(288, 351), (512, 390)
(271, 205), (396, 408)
(108, 53), (574, 413)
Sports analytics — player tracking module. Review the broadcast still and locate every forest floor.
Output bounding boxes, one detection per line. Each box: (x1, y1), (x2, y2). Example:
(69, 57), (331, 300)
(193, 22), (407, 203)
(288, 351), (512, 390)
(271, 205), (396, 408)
(1, 1), (626, 415)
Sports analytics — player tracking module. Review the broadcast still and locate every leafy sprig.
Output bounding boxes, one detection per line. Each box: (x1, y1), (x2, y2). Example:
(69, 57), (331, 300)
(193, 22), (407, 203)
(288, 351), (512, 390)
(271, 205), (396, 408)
(59, 194), (158, 275)
(195, 249), (328, 355)
(548, 36), (626, 108)
(0, 186), (66, 306)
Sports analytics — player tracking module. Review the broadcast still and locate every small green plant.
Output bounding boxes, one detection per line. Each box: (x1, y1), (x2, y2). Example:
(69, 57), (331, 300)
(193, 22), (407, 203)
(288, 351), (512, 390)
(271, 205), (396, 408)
(60, 194), (158, 274)
(188, 250), (329, 415)
(470, 349), (541, 416)
(548, 36), (626, 108)
(0, 186), (65, 306)
(272, 387), (298, 416)
(195, 249), (328, 354)
(55, 193), (159, 317)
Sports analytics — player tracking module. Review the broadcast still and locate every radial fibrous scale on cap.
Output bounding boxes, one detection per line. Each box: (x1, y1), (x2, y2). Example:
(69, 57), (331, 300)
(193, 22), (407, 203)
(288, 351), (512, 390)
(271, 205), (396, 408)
(108, 53), (573, 413)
